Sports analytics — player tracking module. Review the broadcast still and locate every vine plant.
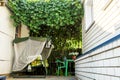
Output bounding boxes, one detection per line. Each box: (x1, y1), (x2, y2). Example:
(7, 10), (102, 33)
(8, 0), (83, 51)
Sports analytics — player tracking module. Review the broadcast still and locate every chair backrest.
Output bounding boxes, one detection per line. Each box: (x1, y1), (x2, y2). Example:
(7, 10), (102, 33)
(41, 45), (54, 60)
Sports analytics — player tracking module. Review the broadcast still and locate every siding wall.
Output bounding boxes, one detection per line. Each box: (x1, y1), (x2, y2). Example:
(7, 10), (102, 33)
(75, 0), (120, 80)
(0, 6), (15, 74)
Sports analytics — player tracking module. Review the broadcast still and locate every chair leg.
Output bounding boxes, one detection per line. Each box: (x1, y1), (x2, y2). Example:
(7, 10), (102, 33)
(42, 60), (47, 77)
(57, 67), (60, 76)
(65, 61), (68, 76)
(44, 67), (47, 77)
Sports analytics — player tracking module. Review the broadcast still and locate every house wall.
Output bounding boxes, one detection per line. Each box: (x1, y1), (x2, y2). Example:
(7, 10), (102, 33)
(21, 24), (29, 37)
(75, 0), (120, 80)
(0, 6), (15, 74)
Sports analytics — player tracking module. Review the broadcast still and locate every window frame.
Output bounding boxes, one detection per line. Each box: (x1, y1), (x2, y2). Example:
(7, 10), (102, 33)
(84, 0), (94, 32)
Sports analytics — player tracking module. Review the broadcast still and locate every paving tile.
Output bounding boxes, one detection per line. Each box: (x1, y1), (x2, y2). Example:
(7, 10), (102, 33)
(7, 76), (77, 80)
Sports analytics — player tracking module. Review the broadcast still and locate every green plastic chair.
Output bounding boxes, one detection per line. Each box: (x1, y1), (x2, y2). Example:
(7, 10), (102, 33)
(56, 59), (74, 76)
(56, 59), (65, 76)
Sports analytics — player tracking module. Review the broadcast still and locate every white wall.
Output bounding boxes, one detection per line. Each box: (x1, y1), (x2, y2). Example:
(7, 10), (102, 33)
(0, 6), (15, 74)
(75, 0), (120, 80)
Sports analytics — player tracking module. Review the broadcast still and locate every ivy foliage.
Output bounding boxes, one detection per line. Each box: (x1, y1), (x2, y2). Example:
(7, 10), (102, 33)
(8, 0), (83, 32)
(8, 0), (83, 51)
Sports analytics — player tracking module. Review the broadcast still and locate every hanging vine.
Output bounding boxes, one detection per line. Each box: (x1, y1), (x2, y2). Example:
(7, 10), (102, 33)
(8, 0), (83, 50)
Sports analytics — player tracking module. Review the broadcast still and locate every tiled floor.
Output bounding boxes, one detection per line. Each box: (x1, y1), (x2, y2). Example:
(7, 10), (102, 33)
(7, 76), (77, 80)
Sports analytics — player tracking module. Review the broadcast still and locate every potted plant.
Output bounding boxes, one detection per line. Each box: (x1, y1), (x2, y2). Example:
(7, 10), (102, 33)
(69, 52), (79, 60)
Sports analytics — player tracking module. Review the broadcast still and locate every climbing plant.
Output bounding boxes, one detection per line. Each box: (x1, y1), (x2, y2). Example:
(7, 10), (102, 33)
(8, 0), (83, 51)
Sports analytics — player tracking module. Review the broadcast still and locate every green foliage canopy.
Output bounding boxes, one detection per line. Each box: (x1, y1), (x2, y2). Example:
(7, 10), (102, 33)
(8, 0), (83, 32)
(8, 0), (83, 51)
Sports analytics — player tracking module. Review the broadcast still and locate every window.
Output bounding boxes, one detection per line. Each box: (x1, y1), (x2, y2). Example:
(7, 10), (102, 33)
(84, 0), (94, 31)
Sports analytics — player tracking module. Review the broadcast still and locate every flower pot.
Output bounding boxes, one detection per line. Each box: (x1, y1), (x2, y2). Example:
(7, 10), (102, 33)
(72, 55), (76, 60)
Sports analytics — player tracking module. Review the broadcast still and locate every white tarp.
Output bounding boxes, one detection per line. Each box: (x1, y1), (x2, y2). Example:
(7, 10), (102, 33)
(12, 38), (47, 71)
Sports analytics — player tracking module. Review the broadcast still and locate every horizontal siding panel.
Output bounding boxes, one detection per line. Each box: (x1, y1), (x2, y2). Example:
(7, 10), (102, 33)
(84, 11), (120, 44)
(76, 43), (120, 64)
(82, 0), (120, 53)
(84, 32), (111, 51)
(76, 71), (119, 80)
(76, 47), (120, 80)
(84, 28), (120, 53)
(76, 72), (95, 80)
(84, 26), (120, 52)
(85, 2), (119, 37)
(95, 1), (119, 25)
(77, 0), (120, 80)
(76, 68), (116, 77)
(76, 46), (120, 64)
(83, 24), (101, 46)
(116, 26), (120, 36)
(83, 0), (115, 40)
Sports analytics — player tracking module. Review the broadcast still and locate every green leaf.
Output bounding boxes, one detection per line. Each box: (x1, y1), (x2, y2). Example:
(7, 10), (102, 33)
(8, 0), (83, 50)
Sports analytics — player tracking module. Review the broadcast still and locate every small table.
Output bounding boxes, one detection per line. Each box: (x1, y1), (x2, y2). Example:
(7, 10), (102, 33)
(65, 59), (74, 76)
